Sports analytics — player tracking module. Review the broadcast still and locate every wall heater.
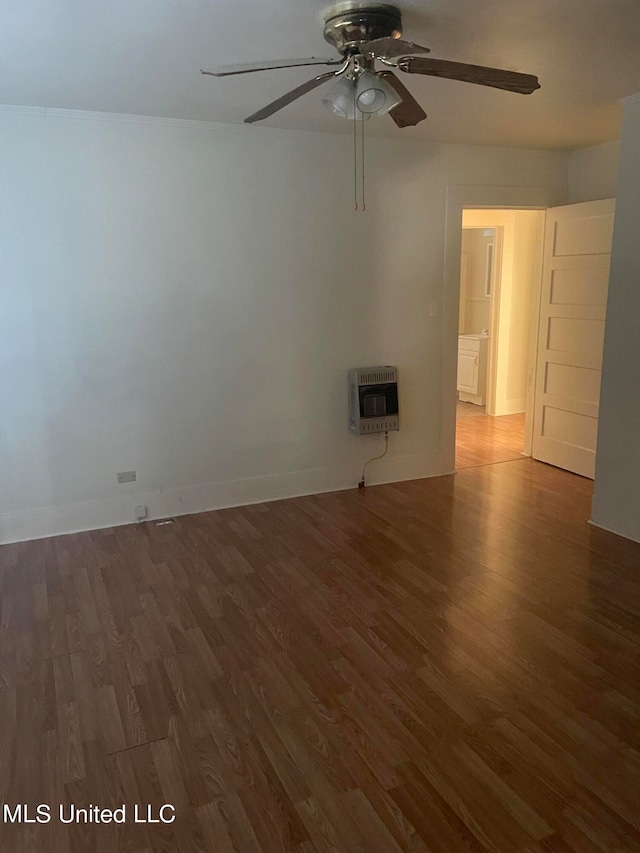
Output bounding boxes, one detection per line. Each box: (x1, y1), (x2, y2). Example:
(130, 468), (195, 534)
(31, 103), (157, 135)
(349, 366), (399, 435)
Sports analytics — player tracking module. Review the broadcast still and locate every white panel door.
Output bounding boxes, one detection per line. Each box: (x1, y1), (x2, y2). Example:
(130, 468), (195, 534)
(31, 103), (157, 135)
(532, 199), (615, 478)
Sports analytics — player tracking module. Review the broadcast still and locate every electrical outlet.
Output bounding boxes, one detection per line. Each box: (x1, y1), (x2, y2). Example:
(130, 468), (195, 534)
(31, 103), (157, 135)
(117, 470), (136, 484)
(134, 505), (147, 521)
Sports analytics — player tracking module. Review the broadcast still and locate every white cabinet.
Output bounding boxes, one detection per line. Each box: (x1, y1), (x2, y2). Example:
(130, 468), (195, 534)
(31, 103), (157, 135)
(457, 334), (489, 405)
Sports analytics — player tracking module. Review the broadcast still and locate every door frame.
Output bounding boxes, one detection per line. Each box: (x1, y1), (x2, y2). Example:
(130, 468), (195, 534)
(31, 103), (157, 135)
(486, 225), (503, 417)
(442, 184), (564, 474)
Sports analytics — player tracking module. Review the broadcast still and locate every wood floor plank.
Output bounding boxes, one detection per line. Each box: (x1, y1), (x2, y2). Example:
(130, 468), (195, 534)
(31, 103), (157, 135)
(455, 407), (526, 469)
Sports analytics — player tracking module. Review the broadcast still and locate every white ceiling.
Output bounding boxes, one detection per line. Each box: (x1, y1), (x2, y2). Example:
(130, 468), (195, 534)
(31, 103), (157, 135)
(1, 0), (639, 149)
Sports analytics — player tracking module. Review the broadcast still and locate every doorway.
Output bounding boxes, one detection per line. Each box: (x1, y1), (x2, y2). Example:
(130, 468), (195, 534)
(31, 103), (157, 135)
(455, 208), (545, 469)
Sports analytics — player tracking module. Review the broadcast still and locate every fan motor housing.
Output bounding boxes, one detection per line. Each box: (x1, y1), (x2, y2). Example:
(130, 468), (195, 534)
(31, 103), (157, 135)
(323, 3), (402, 54)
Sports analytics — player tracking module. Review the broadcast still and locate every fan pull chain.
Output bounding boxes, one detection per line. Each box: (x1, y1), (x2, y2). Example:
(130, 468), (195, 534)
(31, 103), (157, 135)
(361, 108), (366, 212)
(353, 88), (358, 211)
(352, 93), (367, 212)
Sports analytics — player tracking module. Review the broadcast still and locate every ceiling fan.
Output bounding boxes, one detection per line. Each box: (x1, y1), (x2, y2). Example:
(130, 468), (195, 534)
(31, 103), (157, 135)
(201, 2), (540, 128)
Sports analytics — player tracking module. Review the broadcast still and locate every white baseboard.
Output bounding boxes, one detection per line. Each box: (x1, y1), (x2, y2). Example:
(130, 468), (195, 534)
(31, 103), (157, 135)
(589, 495), (640, 545)
(0, 451), (451, 545)
(493, 399), (526, 417)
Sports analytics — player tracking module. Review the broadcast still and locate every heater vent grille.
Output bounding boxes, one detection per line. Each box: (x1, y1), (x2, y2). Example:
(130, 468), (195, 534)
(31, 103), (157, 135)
(361, 417), (399, 433)
(348, 366), (399, 435)
(356, 367), (398, 385)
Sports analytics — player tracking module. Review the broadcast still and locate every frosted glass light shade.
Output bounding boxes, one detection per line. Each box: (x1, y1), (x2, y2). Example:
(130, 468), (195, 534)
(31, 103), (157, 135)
(355, 71), (402, 115)
(322, 77), (371, 120)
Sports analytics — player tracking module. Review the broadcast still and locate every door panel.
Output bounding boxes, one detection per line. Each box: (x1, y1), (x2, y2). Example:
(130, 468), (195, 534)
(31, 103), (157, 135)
(553, 212), (614, 256)
(542, 407), (598, 449)
(550, 267), (609, 305)
(544, 363), (600, 406)
(458, 351), (478, 392)
(532, 199), (615, 479)
(547, 317), (604, 359)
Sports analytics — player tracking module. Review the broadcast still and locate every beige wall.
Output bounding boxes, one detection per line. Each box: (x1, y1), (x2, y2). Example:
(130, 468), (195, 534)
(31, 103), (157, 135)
(568, 140), (619, 203)
(592, 95), (640, 542)
(462, 209), (544, 417)
(0, 107), (568, 542)
(460, 229), (492, 335)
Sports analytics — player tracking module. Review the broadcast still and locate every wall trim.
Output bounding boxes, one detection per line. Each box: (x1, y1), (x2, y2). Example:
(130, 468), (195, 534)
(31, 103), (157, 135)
(0, 101), (412, 155)
(589, 495), (640, 545)
(0, 103), (376, 146)
(0, 451), (449, 545)
(496, 398), (527, 417)
(587, 518), (640, 546)
(0, 103), (579, 155)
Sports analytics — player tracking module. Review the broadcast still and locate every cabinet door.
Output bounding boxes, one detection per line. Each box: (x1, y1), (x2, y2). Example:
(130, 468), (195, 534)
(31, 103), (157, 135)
(458, 349), (479, 393)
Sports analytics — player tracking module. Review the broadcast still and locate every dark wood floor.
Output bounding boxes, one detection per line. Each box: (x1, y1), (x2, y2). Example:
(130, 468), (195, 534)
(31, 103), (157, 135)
(1, 459), (640, 852)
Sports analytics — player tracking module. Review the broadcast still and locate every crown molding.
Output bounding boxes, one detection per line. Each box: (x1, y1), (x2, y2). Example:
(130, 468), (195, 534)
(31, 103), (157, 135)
(0, 103), (263, 134)
(0, 102), (415, 147)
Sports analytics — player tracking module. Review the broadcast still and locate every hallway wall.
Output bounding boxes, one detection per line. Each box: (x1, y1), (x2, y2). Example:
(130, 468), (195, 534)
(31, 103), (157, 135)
(461, 209), (544, 418)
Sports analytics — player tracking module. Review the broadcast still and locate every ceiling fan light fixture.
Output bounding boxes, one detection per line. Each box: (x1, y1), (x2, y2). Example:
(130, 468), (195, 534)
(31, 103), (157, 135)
(322, 76), (354, 117)
(322, 76), (371, 119)
(203, 1), (540, 132)
(355, 70), (402, 115)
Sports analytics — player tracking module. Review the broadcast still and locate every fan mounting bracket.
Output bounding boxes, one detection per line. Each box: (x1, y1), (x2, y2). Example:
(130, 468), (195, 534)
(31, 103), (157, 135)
(323, 3), (402, 55)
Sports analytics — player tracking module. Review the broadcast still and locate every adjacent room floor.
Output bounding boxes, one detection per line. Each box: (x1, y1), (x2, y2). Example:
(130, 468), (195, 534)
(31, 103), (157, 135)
(456, 400), (526, 469)
(1, 460), (640, 852)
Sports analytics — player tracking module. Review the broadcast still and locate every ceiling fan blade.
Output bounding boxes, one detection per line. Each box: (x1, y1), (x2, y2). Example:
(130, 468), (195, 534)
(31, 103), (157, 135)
(397, 57), (540, 94)
(201, 57), (343, 78)
(378, 71), (427, 128)
(361, 37), (430, 59)
(244, 71), (340, 123)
